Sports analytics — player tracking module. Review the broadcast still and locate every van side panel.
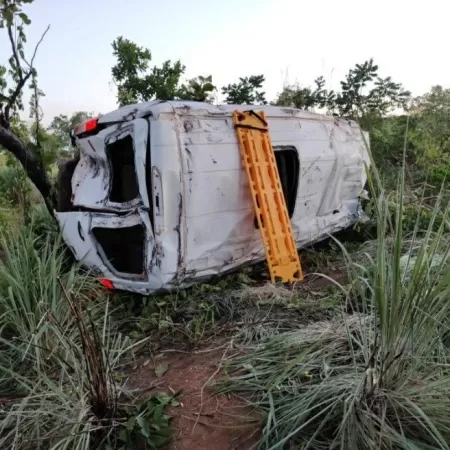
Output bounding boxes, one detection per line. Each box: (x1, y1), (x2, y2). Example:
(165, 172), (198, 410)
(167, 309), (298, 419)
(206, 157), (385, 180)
(178, 114), (257, 276)
(178, 112), (367, 278)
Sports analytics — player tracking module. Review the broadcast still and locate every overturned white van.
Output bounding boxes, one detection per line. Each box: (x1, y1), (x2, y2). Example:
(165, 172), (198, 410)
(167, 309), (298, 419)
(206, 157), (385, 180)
(56, 101), (370, 294)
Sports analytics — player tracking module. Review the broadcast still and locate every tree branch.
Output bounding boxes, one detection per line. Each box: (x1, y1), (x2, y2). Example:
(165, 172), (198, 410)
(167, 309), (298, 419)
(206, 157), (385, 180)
(7, 24), (23, 82)
(0, 124), (56, 214)
(4, 71), (32, 124)
(3, 25), (50, 125)
(25, 25), (50, 69)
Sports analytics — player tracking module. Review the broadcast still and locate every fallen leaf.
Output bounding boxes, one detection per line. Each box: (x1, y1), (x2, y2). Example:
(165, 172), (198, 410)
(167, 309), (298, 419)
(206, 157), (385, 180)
(155, 362), (169, 377)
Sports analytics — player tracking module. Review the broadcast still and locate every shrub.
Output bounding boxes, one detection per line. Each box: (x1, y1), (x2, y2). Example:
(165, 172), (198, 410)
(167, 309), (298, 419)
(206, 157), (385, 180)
(364, 115), (415, 167)
(27, 202), (59, 243)
(0, 165), (31, 207)
(219, 163), (450, 449)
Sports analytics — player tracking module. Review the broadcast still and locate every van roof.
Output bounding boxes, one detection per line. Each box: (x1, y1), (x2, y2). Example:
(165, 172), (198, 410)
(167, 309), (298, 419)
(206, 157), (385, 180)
(97, 100), (357, 127)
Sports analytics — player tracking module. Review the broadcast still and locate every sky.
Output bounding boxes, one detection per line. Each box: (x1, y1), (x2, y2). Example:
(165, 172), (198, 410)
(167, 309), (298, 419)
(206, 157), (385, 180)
(1, 0), (448, 124)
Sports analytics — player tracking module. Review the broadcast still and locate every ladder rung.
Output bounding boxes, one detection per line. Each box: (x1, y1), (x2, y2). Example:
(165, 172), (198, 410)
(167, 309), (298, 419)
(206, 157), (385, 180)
(233, 110), (303, 284)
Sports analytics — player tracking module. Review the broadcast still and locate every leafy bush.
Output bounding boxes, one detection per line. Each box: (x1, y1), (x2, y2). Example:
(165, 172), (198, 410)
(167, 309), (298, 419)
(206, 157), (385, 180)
(0, 200), (19, 232)
(0, 165), (31, 207)
(106, 393), (177, 450)
(366, 114), (415, 167)
(401, 201), (450, 234)
(420, 162), (450, 187)
(26, 202), (59, 243)
(410, 86), (450, 158)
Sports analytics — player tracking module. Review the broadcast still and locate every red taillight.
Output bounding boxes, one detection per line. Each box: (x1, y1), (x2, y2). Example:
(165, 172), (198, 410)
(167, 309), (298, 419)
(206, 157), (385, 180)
(84, 118), (98, 132)
(73, 118), (98, 136)
(99, 278), (114, 290)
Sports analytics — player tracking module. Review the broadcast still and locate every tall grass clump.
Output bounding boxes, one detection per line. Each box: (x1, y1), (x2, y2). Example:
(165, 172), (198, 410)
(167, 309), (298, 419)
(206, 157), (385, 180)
(0, 226), (173, 449)
(219, 140), (450, 449)
(0, 227), (108, 383)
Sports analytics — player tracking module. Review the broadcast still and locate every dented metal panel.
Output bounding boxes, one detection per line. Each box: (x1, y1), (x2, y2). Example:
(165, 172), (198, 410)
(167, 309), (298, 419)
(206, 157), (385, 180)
(62, 101), (370, 294)
(56, 211), (102, 270)
(180, 110), (368, 281)
(149, 113), (185, 281)
(72, 119), (150, 211)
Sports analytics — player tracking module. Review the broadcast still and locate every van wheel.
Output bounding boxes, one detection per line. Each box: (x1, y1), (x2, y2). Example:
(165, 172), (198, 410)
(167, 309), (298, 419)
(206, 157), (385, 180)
(56, 157), (79, 212)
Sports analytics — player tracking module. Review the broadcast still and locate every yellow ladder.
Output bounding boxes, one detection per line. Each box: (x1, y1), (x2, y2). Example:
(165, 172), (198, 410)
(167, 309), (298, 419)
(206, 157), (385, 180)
(233, 110), (303, 284)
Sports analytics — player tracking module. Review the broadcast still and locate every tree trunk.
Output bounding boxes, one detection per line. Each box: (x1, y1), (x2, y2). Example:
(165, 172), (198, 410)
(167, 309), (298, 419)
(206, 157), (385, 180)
(0, 124), (57, 216)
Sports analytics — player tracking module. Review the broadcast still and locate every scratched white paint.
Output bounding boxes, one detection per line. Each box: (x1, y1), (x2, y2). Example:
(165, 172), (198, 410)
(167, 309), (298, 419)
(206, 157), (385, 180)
(71, 119), (150, 211)
(56, 101), (370, 294)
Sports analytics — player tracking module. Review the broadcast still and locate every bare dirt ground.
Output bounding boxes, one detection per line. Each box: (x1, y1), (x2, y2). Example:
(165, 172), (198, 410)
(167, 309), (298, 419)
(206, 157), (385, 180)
(126, 267), (348, 450)
(129, 348), (261, 450)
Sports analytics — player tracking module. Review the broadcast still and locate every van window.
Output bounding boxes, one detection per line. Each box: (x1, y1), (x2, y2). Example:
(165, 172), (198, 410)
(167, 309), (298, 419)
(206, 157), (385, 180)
(107, 134), (139, 203)
(274, 146), (300, 218)
(254, 146), (299, 228)
(92, 225), (145, 275)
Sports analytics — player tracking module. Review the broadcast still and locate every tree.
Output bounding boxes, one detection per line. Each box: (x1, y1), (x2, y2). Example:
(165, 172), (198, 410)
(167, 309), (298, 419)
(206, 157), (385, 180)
(30, 123), (61, 170)
(222, 75), (267, 105)
(334, 59), (410, 118)
(274, 60), (410, 118)
(0, 0), (55, 214)
(178, 75), (216, 103)
(275, 76), (335, 110)
(409, 85), (450, 160)
(111, 36), (185, 106)
(49, 111), (93, 154)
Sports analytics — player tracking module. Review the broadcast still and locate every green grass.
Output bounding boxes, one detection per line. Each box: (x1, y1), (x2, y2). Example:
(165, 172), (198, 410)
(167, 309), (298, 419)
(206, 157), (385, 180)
(0, 226), (175, 450)
(0, 153), (7, 168)
(217, 155), (450, 449)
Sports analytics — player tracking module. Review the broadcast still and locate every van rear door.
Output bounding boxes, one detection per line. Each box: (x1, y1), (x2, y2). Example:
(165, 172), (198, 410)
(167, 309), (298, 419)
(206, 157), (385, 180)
(56, 118), (154, 283)
(56, 210), (152, 282)
(71, 119), (150, 212)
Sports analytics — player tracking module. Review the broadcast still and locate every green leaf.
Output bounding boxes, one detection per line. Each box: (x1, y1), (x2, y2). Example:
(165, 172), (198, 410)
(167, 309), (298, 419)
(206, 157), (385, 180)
(3, 11), (13, 25)
(150, 435), (171, 447)
(156, 426), (173, 437)
(118, 428), (127, 441)
(136, 416), (151, 438)
(126, 416), (136, 431)
(156, 392), (174, 406)
(155, 362), (168, 377)
(153, 402), (165, 423)
(18, 12), (31, 25)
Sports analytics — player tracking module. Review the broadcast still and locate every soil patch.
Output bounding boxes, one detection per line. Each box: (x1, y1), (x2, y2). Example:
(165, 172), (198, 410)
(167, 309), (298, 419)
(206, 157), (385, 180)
(128, 347), (261, 450)
(302, 269), (347, 290)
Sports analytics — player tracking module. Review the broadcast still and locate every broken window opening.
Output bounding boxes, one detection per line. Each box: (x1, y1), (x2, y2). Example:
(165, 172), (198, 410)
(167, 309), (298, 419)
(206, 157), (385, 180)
(92, 224), (145, 275)
(274, 146), (300, 218)
(254, 146), (300, 228)
(107, 135), (139, 203)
